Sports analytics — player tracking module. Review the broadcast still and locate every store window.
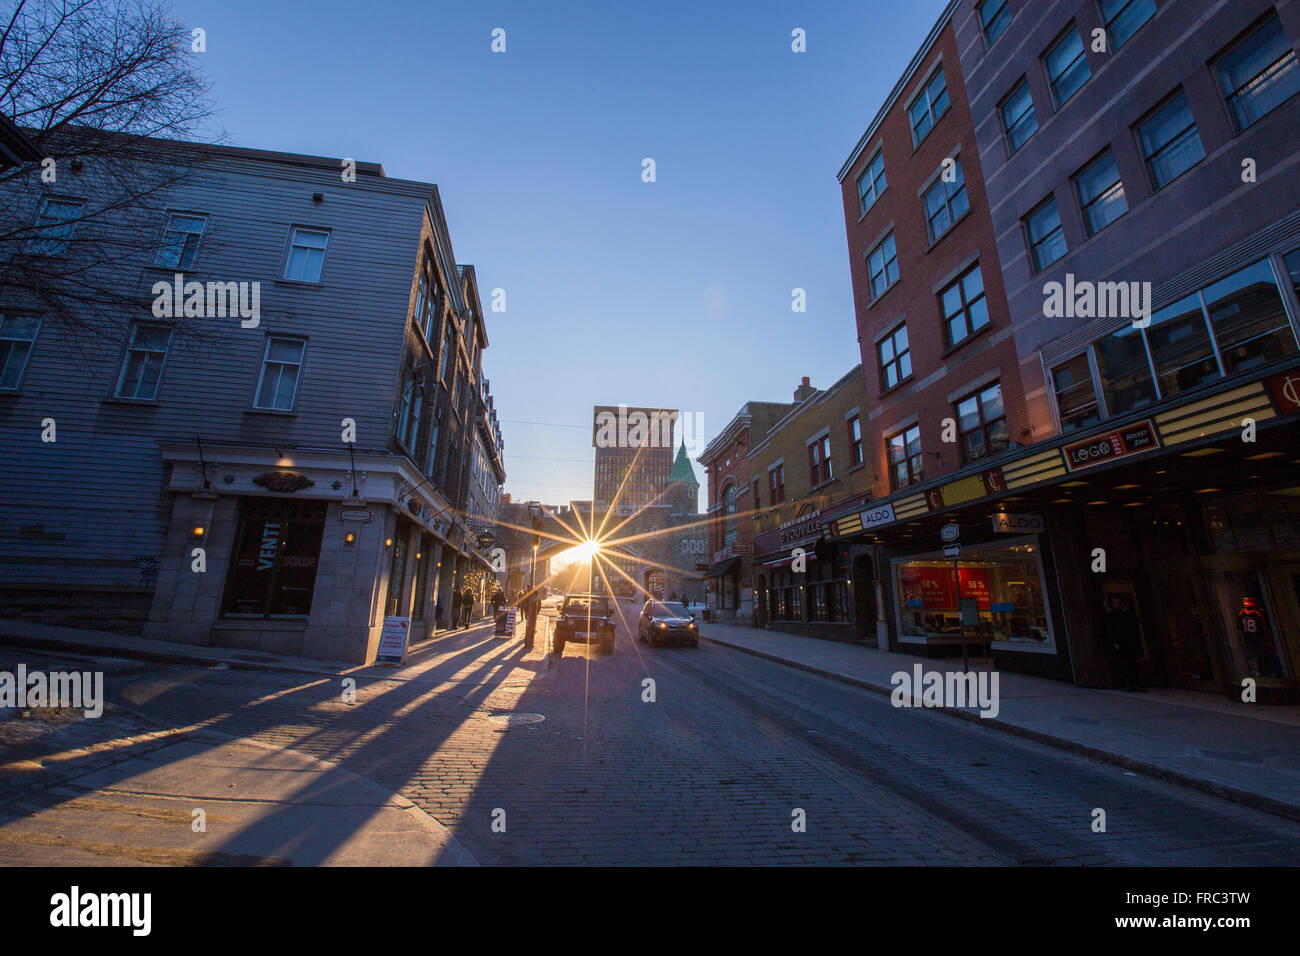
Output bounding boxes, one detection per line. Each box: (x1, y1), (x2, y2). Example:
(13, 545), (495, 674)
(1145, 292), (1220, 397)
(1206, 569), (1288, 679)
(1201, 258), (1296, 374)
(1094, 323), (1157, 414)
(1052, 354), (1102, 432)
(223, 499), (327, 617)
(894, 539), (1051, 647)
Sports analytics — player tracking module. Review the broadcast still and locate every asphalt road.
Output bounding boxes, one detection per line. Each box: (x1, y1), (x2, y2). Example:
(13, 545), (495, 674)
(6, 606), (1300, 865)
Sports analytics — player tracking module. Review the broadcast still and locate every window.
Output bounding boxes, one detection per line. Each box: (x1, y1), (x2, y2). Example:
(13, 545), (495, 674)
(878, 323), (911, 390)
(868, 232), (899, 299)
(1044, 26), (1090, 108)
(115, 324), (173, 400)
(395, 371), (423, 451)
(1094, 323), (1157, 414)
(414, 273), (429, 334)
(1145, 293), (1220, 397)
(923, 159), (969, 243)
(223, 499), (326, 618)
(1025, 197), (1067, 273)
(1202, 258), (1296, 374)
(425, 407), (442, 476)
(955, 383), (1008, 463)
(979, 0), (1011, 46)
(856, 150), (887, 215)
(887, 424), (923, 490)
(908, 68), (950, 144)
(1212, 14), (1300, 133)
(283, 227), (330, 282)
(723, 485), (737, 549)
(254, 337), (306, 410)
(28, 198), (84, 256)
(440, 324), (455, 381)
(1099, 0), (1156, 51)
(1286, 247), (1300, 298)
(940, 263), (990, 346)
(1074, 149), (1128, 236)
(847, 415), (864, 467)
(1137, 90), (1205, 190)
(0, 314), (40, 389)
(1000, 79), (1038, 154)
(1052, 354), (1102, 432)
(752, 478), (761, 509)
(153, 212), (208, 269)
(809, 434), (832, 486)
(769, 463), (785, 505)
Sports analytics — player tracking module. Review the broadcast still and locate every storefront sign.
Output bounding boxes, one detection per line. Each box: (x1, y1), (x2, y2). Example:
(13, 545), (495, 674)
(925, 468), (1006, 510)
(339, 508), (373, 523)
(252, 471), (315, 493)
(898, 565), (991, 610)
(1266, 370), (1300, 415)
(860, 502), (896, 528)
(991, 512), (1044, 534)
(779, 517), (823, 544)
(1062, 420), (1158, 472)
(376, 617), (410, 665)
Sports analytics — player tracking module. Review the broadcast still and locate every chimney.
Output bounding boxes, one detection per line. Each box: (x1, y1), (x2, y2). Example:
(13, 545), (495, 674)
(793, 376), (816, 402)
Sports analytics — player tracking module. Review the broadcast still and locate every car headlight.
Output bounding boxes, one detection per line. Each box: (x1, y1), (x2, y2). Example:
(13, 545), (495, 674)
(688, 621), (698, 629)
(655, 621), (667, 629)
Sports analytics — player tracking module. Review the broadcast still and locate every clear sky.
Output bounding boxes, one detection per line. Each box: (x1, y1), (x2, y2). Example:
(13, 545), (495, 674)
(177, 0), (951, 509)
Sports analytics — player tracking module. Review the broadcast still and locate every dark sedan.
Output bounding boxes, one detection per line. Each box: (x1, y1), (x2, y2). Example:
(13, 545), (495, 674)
(638, 600), (699, 647)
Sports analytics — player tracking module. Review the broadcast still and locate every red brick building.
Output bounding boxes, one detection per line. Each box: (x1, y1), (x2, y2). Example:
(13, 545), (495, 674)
(838, 8), (1028, 505)
(699, 398), (798, 621)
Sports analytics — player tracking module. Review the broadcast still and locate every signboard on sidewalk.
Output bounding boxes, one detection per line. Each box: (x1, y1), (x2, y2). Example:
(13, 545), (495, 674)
(376, 616), (410, 665)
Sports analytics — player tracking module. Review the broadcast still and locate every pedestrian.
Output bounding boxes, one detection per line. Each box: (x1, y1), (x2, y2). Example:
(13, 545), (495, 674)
(450, 589), (461, 631)
(522, 588), (541, 650)
(435, 599), (444, 630)
(461, 586), (475, 627)
(1103, 593), (1145, 691)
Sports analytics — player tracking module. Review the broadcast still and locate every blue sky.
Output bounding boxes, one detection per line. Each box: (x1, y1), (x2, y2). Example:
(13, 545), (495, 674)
(178, 0), (950, 508)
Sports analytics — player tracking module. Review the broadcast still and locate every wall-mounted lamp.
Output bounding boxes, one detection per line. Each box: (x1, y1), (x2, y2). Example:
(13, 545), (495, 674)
(192, 525), (205, 538)
(312, 192), (324, 203)
(415, 551), (422, 560)
(385, 537), (394, 548)
(344, 531), (357, 546)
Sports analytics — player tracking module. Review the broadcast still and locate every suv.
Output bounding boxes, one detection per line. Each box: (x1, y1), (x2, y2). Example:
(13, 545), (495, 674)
(552, 593), (617, 655)
(638, 600), (699, 647)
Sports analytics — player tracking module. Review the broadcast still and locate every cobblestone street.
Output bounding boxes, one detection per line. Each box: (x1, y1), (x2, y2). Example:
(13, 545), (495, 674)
(6, 609), (1300, 866)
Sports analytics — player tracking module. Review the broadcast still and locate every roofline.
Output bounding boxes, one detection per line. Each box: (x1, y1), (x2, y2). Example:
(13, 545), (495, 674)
(836, 0), (960, 183)
(747, 365), (864, 461)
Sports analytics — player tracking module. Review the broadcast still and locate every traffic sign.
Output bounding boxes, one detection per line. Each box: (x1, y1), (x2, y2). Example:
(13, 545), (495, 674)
(940, 522), (960, 543)
(943, 543), (962, 560)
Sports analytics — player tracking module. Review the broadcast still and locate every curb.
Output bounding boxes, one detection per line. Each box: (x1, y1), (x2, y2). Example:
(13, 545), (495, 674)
(700, 631), (1300, 824)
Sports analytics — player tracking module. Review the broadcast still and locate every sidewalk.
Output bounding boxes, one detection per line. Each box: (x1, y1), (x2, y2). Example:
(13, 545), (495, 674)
(0, 701), (477, 866)
(700, 619), (1300, 820)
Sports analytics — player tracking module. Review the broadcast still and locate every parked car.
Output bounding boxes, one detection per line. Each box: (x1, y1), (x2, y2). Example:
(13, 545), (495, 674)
(552, 593), (617, 655)
(638, 600), (699, 647)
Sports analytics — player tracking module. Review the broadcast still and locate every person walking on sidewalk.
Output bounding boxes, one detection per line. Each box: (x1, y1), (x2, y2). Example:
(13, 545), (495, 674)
(450, 589), (461, 631)
(1104, 593), (1145, 691)
(461, 585), (475, 628)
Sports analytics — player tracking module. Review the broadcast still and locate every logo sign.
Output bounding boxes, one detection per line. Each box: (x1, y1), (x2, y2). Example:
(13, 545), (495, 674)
(1266, 371), (1300, 415)
(1063, 420), (1158, 471)
(252, 471), (314, 493)
(339, 508), (373, 523)
(940, 522), (961, 543)
(943, 543), (962, 560)
(860, 502), (896, 528)
(376, 616), (410, 665)
(991, 512), (1044, 534)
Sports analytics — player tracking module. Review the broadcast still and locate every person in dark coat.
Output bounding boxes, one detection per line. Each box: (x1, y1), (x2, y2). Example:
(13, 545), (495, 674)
(449, 590), (461, 631)
(1104, 593), (1145, 691)
(461, 586), (475, 627)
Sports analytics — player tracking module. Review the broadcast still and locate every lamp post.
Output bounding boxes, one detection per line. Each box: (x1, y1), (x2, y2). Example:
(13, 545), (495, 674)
(524, 500), (543, 649)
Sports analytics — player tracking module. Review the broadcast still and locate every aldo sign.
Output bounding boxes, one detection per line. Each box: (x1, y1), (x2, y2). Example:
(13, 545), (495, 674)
(991, 512), (1045, 534)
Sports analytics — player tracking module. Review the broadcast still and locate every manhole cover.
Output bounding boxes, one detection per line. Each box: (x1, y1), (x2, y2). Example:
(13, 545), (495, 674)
(489, 712), (545, 725)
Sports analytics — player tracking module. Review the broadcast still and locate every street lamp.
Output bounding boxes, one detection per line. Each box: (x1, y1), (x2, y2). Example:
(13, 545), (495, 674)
(524, 501), (543, 649)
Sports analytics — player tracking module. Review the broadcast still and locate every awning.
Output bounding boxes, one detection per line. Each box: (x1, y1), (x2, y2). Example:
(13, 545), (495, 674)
(702, 556), (741, 578)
